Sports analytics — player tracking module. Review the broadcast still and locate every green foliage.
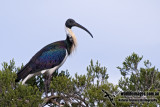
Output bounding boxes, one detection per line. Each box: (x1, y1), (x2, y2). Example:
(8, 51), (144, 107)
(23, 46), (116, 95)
(1, 53), (160, 107)
(0, 59), (117, 106)
(46, 60), (119, 106)
(118, 52), (160, 106)
(118, 53), (160, 91)
(117, 52), (143, 77)
(0, 59), (42, 107)
(50, 74), (73, 94)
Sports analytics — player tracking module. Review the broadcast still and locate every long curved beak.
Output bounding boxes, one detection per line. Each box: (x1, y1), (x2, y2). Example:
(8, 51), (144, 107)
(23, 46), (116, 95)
(74, 23), (93, 38)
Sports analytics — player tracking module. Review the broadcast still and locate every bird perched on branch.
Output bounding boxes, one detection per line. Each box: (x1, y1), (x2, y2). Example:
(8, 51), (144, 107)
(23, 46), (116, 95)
(15, 19), (93, 85)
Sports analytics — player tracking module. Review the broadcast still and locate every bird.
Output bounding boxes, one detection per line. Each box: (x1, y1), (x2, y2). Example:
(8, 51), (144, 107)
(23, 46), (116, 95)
(15, 18), (93, 85)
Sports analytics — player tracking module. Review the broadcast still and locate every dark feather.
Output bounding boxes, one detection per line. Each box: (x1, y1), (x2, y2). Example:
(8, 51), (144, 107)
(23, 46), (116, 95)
(15, 63), (32, 82)
(16, 41), (68, 82)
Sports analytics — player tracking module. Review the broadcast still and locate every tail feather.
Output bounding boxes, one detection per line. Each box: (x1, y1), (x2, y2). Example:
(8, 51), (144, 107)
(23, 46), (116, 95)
(15, 63), (32, 82)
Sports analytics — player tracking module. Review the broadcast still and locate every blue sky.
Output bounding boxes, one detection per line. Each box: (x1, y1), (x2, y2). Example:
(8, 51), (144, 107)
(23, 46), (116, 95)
(0, 0), (160, 85)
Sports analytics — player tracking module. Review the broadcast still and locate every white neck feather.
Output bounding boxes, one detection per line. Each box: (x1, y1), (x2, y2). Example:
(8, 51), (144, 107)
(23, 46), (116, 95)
(65, 27), (77, 54)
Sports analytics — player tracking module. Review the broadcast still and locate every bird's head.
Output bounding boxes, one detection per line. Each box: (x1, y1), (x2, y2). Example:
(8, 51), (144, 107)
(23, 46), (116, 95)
(65, 19), (93, 38)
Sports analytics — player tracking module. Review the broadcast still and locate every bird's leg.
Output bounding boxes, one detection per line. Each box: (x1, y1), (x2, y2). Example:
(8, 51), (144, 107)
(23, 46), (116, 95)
(47, 75), (54, 96)
(44, 73), (53, 97)
(48, 74), (52, 86)
(44, 74), (49, 97)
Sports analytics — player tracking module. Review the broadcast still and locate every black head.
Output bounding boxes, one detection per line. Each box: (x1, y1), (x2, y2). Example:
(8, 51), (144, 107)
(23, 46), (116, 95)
(65, 19), (76, 29)
(65, 18), (93, 38)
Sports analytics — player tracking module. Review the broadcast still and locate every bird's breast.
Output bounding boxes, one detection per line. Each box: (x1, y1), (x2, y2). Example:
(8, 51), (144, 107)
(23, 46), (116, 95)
(46, 49), (68, 75)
